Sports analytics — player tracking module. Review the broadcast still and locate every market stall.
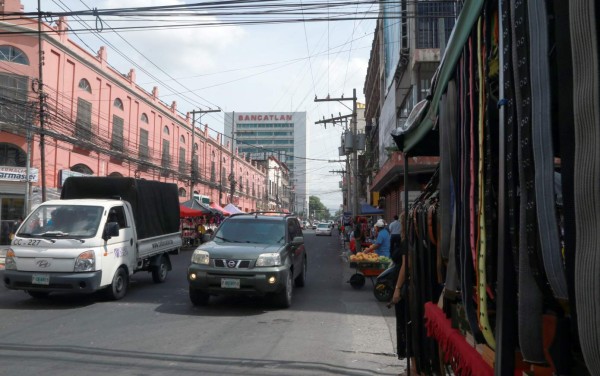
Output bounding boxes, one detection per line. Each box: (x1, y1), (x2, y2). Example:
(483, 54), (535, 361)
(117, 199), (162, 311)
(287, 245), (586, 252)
(348, 252), (392, 301)
(389, 1), (597, 375)
(210, 202), (231, 216)
(223, 203), (243, 214)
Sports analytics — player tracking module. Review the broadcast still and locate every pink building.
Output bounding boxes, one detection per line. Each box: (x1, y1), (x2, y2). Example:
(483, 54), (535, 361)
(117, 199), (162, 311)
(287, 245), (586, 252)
(0, 0), (266, 247)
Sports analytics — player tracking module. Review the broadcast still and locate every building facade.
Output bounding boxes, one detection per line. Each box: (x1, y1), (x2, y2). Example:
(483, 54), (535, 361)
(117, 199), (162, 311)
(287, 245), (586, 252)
(224, 112), (307, 215)
(363, 1), (458, 219)
(0, 1), (267, 247)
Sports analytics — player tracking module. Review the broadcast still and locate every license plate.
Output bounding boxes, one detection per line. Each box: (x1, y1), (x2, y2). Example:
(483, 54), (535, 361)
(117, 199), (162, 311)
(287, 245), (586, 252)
(32, 273), (50, 285)
(221, 278), (240, 289)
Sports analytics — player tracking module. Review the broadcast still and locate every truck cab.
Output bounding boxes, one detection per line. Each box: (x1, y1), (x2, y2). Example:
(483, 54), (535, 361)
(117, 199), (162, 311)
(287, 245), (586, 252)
(3, 177), (182, 300)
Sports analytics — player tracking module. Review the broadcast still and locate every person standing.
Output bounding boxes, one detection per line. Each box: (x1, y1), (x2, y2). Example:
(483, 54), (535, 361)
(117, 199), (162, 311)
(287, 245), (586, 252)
(365, 219), (391, 258)
(391, 246), (409, 360)
(388, 215), (402, 263)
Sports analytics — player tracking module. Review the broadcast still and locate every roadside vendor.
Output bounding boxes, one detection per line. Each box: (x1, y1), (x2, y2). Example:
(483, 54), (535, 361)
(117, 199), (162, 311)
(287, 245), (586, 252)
(365, 219), (391, 258)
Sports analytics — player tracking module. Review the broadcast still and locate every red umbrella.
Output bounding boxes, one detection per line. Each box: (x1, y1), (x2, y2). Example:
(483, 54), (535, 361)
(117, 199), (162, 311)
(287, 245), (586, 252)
(179, 205), (205, 218)
(210, 202), (231, 216)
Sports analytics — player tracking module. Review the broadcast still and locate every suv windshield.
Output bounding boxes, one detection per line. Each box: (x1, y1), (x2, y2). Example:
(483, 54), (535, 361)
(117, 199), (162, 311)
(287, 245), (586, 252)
(17, 205), (103, 239)
(214, 219), (285, 245)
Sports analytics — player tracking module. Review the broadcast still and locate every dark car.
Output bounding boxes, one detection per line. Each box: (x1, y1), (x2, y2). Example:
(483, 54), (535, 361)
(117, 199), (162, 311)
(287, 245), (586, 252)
(187, 212), (307, 308)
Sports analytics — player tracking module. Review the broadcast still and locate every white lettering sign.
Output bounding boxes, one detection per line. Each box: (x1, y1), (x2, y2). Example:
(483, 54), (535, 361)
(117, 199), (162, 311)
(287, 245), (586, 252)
(0, 166), (39, 182)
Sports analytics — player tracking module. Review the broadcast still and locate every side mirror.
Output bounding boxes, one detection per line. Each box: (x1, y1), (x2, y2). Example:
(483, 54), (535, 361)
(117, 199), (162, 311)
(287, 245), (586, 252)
(291, 236), (303, 246)
(102, 222), (120, 241)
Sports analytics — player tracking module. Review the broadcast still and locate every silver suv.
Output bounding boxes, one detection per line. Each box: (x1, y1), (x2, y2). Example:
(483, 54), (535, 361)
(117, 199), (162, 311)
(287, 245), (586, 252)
(187, 212), (307, 308)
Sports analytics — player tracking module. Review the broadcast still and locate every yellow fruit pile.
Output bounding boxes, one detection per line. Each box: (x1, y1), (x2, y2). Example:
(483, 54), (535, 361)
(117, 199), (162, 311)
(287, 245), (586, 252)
(349, 252), (380, 263)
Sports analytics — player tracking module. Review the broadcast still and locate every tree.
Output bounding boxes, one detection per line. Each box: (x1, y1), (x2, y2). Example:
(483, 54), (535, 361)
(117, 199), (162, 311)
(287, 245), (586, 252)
(334, 207), (344, 219)
(309, 196), (329, 221)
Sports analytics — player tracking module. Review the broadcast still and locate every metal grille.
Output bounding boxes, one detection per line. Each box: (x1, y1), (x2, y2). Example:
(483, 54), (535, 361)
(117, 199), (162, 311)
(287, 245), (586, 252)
(214, 259), (252, 268)
(416, 1), (459, 49)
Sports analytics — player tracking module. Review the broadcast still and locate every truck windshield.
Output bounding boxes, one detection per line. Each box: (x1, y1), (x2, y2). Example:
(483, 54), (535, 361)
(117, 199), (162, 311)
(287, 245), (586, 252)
(17, 205), (104, 239)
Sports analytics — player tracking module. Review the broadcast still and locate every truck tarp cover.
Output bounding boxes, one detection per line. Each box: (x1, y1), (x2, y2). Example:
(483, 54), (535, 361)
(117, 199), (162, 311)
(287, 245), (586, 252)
(60, 177), (180, 239)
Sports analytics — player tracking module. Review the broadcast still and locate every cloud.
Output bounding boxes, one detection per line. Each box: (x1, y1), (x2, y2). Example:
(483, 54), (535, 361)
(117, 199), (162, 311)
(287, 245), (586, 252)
(99, 0), (246, 75)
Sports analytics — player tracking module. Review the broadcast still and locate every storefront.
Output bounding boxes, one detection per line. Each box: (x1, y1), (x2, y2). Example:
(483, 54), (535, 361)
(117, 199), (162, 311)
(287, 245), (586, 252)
(0, 166), (37, 246)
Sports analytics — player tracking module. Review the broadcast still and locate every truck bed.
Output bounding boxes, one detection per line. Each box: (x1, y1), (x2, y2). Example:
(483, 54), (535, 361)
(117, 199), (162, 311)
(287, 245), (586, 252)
(138, 232), (183, 260)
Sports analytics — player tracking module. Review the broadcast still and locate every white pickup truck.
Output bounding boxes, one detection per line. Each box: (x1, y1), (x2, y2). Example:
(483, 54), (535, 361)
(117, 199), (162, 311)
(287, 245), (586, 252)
(3, 177), (182, 300)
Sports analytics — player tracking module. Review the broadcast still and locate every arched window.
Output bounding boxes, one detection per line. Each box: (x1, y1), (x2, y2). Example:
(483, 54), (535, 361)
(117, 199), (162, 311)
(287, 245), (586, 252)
(0, 45), (29, 65)
(113, 98), (123, 110)
(163, 126), (170, 135)
(140, 113), (149, 123)
(180, 135), (185, 144)
(178, 187), (187, 197)
(108, 172), (123, 177)
(70, 163), (93, 175)
(78, 79), (92, 93)
(0, 143), (26, 166)
(194, 142), (198, 151)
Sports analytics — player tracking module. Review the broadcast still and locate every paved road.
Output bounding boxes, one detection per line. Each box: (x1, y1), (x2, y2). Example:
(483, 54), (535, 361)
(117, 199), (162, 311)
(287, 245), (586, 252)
(0, 230), (405, 375)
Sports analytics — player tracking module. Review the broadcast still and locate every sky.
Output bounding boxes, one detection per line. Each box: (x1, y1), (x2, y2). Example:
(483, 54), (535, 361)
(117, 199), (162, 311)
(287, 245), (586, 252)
(21, 0), (377, 214)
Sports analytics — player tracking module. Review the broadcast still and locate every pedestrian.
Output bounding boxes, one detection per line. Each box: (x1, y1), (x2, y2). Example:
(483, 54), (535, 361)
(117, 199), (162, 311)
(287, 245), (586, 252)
(365, 219), (391, 258)
(391, 244), (409, 361)
(350, 222), (364, 253)
(388, 215), (402, 264)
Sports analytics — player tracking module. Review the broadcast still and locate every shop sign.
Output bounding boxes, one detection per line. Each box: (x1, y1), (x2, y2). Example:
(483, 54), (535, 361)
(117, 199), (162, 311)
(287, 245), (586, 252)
(238, 114), (293, 122)
(59, 169), (93, 187)
(0, 166), (39, 182)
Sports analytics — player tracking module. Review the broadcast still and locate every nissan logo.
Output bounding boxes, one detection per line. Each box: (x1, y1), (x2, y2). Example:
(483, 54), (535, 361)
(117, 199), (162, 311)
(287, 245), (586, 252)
(36, 260), (51, 268)
(227, 260), (236, 268)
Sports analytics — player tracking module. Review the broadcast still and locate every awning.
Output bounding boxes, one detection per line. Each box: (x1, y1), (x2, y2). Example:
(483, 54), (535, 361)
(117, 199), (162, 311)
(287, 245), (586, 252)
(393, 0), (484, 155)
(224, 203), (244, 214)
(179, 205), (205, 218)
(210, 202), (231, 216)
(360, 203), (384, 215)
(181, 199), (216, 215)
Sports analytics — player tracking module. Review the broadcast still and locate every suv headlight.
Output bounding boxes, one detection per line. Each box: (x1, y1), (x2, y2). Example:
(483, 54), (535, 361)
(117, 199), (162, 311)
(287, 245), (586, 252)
(256, 253), (282, 267)
(74, 250), (95, 272)
(191, 249), (210, 265)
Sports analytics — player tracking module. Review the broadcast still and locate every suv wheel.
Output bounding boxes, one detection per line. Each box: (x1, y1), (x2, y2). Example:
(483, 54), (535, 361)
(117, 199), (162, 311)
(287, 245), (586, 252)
(294, 257), (307, 287)
(274, 270), (293, 308)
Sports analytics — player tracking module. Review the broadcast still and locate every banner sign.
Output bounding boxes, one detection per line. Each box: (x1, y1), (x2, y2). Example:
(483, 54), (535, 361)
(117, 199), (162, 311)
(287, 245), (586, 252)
(0, 166), (39, 182)
(59, 169), (93, 187)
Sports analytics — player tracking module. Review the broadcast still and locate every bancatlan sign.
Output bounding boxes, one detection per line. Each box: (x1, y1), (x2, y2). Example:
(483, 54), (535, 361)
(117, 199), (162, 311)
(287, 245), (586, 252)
(0, 166), (39, 182)
(238, 114), (293, 122)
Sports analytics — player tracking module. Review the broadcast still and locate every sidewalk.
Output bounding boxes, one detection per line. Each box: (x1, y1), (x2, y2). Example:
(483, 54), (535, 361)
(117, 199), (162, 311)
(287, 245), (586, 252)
(338, 233), (408, 375)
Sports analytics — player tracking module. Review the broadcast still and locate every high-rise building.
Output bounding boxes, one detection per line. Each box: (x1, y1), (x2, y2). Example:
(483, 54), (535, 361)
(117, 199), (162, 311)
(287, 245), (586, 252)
(224, 112), (307, 215)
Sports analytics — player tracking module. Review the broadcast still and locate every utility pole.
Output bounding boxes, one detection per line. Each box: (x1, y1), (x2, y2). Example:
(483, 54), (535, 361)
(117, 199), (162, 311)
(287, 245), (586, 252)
(315, 91), (358, 216)
(229, 111), (235, 204)
(189, 108), (221, 202)
(351, 88), (359, 217)
(37, 0), (46, 202)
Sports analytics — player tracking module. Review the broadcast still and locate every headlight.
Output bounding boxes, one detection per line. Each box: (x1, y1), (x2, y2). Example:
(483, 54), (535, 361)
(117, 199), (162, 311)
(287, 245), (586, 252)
(256, 253), (282, 267)
(191, 249), (210, 265)
(74, 250), (95, 272)
(5, 248), (16, 270)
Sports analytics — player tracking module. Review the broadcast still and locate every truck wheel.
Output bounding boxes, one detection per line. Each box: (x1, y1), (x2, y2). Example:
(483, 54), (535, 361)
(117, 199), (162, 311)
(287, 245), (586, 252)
(273, 271), (293, 308)
(152, 255), (169, 283)
(294, 257), (307, 287)
(27, 291), (50, 299)
(105, 267), (128, 300)
(189, 288), (209, 306)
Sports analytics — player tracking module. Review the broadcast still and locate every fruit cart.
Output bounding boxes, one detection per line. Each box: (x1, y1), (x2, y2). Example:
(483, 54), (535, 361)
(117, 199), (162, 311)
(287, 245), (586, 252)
(347, 252), (392, 299)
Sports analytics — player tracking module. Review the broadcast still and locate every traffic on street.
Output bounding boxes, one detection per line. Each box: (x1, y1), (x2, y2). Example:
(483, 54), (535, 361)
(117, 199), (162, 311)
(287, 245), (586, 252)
(0, 229), (403, 376)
